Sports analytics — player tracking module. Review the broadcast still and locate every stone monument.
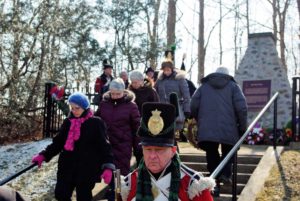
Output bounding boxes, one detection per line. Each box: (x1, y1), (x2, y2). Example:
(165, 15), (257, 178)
(235, 32), (292, 128)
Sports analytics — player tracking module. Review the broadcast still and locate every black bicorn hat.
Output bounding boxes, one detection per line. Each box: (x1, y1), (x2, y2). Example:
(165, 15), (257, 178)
(138, 102), (177, 147)
(102, 59), (113, 69)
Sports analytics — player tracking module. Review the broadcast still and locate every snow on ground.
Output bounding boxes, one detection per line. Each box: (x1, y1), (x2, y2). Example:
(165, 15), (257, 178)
(0, 139), (59, 200)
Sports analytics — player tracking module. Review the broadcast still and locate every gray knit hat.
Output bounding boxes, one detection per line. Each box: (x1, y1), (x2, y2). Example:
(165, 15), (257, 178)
(109, 78), (125, 91)
(215, 67), (229, 75)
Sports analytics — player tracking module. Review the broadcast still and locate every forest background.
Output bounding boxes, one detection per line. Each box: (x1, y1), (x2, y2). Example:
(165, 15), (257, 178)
(0, 0), (299, 143)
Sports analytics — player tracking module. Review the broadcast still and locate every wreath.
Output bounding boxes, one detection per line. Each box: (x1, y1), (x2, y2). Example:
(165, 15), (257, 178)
(184, 119), (198, 148)
(245, 123), (266, 145)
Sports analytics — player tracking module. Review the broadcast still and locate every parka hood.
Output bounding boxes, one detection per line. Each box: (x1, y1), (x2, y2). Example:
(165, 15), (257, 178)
(157, 68), (186, 81)
(102, 90), (136, 103)
(201, 73), (235, 89)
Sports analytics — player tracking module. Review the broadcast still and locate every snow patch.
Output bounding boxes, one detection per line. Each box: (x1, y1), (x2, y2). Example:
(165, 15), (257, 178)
(0, 139), (59, 200)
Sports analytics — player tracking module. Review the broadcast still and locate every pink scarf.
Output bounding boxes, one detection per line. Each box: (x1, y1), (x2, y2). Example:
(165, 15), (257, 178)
(64, 109), (93, 151)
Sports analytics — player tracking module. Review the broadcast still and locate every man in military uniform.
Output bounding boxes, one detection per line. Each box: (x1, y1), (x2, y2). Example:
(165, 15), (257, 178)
(120, 102), (215, 201)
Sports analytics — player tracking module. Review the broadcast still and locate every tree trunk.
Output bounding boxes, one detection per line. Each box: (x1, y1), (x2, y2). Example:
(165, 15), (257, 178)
(198, 0), (205, 83)
(167, 0), (176, 48)
(278, 0), (290, 71)
(234, 0), (240, 71)
(246, 0), (250, 36)
(24, 35), (46, 111)
(271, 0), (291, 71)
(146, 0), (161, 70)
(297, 0), (300, 21)
(272, 0), (278, 43)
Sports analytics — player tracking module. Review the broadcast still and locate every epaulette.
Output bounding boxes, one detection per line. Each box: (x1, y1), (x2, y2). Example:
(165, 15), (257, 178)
(181, 164), (216, 199)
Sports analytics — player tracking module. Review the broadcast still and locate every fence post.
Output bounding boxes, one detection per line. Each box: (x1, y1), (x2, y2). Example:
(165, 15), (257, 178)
(292, 77), (300, 142)
(43, 82), (55, 138)
(273, 97), (278, 149)
(232, 152), (238, 201)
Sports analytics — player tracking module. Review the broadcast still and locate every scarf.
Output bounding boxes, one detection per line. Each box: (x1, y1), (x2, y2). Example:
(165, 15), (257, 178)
(136, 154), (181, 201)
(64, 109), (93, 151)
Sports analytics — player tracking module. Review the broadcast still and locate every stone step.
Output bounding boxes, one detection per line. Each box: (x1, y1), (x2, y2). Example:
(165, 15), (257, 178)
(220, 183), (245, 194)
(214, 194), (237, 201)
(183, 161), (257, 174)
(179, 153), (262, 165)
(201, 171), (252, 184)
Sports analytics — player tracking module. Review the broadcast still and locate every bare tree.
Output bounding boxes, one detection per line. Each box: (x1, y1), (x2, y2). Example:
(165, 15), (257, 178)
(219, 0), (223, 65)
(198, 0), (205, 83)
(143, 0), (162, 70)
(298, 0), (300, 21)
(269, 0), (291, 71)
(246, 0), (250, 36)
(167, 0), (177, 48)
(234, 0), (241, 71)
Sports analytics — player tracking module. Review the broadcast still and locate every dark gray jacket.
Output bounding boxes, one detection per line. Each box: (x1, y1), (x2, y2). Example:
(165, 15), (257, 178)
(190, 73), (248, 145)
(155, 69), (191, 130)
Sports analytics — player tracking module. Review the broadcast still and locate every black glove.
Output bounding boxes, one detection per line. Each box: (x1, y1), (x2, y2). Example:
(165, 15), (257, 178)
(184, 112), (191, 119)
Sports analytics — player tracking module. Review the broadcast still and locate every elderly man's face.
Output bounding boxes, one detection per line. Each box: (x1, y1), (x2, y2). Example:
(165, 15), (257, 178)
(143, 146), (176, 174)
(130, 79), (143, 89)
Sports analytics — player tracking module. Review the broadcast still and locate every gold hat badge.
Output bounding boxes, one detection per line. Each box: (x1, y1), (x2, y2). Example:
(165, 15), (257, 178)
(148, 109), (164, 136)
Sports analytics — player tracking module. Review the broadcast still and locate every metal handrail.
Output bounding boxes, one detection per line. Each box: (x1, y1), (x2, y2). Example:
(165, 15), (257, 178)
(0, 163), (37, 186)
(209, 91), (279, 179)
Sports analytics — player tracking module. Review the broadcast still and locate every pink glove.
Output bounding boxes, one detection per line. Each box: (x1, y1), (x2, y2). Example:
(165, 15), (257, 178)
(32, 154), (45, 168)
(100, 169), (112, 184)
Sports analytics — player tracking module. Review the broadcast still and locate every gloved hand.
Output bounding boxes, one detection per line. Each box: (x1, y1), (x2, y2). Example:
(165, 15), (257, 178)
(184, 112), (191, 119)
(32, 154), (45, 168)
(101, 169), (113, 184)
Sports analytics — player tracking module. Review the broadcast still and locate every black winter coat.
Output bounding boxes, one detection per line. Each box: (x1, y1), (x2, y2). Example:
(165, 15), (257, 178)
(128, 79), (159, 113)
(40, 110), (114, 183)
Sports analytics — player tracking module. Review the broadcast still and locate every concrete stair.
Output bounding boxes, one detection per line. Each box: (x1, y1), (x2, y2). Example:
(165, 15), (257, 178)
(180, 153), (263, 201)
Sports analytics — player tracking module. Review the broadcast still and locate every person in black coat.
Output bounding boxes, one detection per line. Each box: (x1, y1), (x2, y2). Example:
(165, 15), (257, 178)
(32, 92), (115, 201)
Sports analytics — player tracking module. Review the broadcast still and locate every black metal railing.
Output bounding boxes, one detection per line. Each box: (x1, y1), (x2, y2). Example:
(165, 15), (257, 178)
(0, 164), (37, 186)
(209, 92), (279, 201)
(43, 82), (98, 138)
(292, 76), (300, 142)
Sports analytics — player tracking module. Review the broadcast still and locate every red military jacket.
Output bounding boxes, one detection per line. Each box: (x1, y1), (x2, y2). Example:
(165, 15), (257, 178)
(120, 164), (215, 201)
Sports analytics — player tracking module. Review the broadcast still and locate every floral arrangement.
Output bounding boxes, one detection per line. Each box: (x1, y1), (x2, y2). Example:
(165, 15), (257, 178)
(245, 122), (266, 145)
(260, 120), (295, 145)
(284, 120), (293, 140)
(184, 119), (198, 148)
